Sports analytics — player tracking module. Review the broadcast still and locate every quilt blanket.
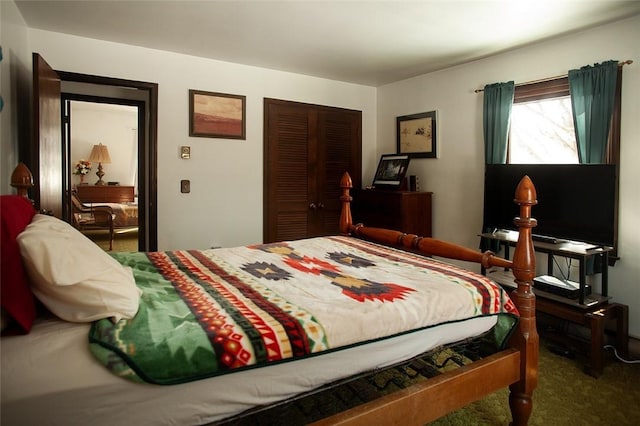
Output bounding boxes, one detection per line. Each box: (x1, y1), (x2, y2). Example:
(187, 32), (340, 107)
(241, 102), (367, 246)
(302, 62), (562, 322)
(89, 236), (518, 385)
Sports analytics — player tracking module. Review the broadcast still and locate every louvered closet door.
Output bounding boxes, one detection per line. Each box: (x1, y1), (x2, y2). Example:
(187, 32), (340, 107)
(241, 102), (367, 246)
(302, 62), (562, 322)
(264, 101), (313, 242)
(315, 109), (362, 237)
(264, 99), (361, 243)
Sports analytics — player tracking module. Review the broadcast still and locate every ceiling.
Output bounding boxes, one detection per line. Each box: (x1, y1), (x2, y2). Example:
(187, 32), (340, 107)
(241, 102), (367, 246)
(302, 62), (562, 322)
(15, 0), (640, 86)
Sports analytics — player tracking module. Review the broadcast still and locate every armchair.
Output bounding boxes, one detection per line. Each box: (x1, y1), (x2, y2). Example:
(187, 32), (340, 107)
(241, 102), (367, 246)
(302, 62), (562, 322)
(71, 192), (115, 251)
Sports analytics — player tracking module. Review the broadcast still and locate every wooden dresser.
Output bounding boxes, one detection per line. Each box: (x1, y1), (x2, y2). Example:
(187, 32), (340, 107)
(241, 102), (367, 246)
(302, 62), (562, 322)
(352, 189), (433, 237)
(76, 185), (135, 203)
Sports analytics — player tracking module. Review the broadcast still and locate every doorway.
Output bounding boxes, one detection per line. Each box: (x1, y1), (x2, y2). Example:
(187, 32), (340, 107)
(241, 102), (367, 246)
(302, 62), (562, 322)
(65, 99), (140, 252)
(56, 69), (158, 251)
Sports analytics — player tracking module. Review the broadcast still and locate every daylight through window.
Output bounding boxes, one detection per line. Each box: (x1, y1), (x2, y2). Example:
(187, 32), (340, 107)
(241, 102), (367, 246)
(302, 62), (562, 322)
(509, 96), (578, 164)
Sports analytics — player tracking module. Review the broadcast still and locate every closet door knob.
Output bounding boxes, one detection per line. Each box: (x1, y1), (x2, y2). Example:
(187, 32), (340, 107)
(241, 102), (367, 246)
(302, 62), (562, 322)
(317, 203), (325, 210)
(309, 203), (317, 210)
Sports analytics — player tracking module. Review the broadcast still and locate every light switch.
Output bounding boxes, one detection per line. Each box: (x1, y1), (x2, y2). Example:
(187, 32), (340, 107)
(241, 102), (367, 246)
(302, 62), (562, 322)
(180, 180), (190, 193)
(180, 146), (191, 159)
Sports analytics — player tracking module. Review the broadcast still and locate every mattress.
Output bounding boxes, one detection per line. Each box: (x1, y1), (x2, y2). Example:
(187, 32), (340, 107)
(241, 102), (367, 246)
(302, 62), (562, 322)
(1, 314), (497, 426)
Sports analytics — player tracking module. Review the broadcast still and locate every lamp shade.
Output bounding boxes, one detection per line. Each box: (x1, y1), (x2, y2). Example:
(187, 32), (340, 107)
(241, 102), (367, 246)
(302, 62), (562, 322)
(87, 143), (112, 164)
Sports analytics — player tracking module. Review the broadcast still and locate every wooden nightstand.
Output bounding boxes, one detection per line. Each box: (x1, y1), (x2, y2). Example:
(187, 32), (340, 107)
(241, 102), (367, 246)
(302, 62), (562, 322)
(351, 189), (433, 237)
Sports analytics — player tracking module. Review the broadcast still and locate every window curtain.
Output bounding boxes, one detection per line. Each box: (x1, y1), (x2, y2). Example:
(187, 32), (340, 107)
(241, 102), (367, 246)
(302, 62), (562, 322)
(568, 60), (618, 164)
(483, 81), (514, 165)
(481, 81), (513, 252)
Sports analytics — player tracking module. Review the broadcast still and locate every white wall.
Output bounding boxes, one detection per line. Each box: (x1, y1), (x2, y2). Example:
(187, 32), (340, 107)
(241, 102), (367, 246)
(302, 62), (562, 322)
(0, 0), (31, 193)
(378, 15), (640, 337)
(26, 29), (378, 251)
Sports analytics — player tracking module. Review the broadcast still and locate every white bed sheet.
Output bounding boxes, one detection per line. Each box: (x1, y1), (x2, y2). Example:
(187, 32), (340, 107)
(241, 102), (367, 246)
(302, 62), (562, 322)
(1, 315), (496, 426)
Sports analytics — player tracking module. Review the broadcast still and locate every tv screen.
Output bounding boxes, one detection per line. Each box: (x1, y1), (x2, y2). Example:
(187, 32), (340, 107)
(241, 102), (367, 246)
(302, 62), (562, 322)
(483, 164), (617, 247)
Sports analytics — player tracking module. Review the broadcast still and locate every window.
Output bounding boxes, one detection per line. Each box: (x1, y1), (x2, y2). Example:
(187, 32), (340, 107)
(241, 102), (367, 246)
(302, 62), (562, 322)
(510, 96), (578, 163)
(509, 77), (577, 164)
(507, 71), (621, 165)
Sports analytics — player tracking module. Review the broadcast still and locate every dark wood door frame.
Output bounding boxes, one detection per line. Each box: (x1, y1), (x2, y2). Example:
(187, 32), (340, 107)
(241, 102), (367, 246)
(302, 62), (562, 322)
(57, 71), (158, 251)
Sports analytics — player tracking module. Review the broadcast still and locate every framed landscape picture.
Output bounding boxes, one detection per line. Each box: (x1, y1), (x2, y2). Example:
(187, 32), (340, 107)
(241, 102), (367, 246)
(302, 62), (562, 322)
(397, 111), (437, 158)
(189, 90), (246, 139)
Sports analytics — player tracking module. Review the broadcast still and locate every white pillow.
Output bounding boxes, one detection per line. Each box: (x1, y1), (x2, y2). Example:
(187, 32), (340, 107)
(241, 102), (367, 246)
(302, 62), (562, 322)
(17, 214), (141, 322)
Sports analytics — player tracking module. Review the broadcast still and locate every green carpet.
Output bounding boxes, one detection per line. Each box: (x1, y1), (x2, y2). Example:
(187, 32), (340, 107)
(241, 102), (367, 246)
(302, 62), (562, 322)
(82, 228), (139, 252)
(430, 341), (639, 425)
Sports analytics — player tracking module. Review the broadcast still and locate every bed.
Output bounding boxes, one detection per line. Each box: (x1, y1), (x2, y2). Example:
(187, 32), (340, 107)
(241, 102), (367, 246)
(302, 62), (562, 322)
(84, 201), (138, 228)
(75, 184), (138, 228)
(1, 164), (538, 425)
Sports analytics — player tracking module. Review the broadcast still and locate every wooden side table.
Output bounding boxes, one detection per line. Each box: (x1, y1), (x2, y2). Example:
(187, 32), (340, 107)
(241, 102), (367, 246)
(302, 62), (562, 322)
(487, 269), (629, 378)
(535, 298), (629, 377)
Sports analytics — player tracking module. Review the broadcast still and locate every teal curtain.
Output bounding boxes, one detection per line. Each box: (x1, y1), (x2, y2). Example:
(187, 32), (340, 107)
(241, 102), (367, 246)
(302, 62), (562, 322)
(568, 60), (618, 164)
(483, 81), (515, 164)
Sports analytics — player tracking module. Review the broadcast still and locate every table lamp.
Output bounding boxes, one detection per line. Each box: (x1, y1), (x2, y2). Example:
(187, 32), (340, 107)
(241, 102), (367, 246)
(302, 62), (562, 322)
(87, 143), (112, 186)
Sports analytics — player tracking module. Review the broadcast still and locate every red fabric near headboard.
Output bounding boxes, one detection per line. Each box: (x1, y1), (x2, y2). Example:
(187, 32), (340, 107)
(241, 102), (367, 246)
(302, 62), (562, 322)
(1, 195), (37, 333)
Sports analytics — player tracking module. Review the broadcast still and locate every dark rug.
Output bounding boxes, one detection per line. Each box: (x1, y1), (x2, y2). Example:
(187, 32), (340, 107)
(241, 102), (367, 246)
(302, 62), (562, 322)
(220, 343), (480, 426)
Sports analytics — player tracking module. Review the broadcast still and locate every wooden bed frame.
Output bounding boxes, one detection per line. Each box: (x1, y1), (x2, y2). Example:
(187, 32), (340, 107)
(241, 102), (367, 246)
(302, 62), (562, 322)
(320, 172), (539, 426)
(9, 164), (538, 425)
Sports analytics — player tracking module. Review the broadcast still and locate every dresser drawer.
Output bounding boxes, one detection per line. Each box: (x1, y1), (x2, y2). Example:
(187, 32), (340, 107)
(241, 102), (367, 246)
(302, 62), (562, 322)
(76, 185), (135, 203)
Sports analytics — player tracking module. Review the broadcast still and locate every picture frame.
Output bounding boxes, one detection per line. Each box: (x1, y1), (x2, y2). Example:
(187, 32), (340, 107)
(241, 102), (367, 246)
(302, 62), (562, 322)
(372, 154), (411, 189)
(189, 90), (246, 139)
(397, 111), (437, 158)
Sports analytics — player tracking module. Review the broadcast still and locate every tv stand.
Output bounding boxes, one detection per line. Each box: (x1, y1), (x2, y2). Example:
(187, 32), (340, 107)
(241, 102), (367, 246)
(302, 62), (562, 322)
(480, 230), (628, 377)
(482, 229), (610, 304)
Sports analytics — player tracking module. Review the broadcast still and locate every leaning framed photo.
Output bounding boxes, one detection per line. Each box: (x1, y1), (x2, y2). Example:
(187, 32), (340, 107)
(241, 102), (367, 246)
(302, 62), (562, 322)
(372, 154), (411, 189)
(397, 111), (437, 158)
(189, 90), (246, 139)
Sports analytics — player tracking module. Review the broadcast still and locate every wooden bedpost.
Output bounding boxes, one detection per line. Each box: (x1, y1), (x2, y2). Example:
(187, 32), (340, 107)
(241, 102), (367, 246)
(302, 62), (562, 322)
(339, 172), (353, 235)
(11, 162), (34, 198)
(508, 175), (539, 426)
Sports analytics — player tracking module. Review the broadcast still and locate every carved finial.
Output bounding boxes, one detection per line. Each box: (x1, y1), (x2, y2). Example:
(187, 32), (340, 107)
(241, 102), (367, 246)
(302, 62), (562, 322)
(514, 175), (537, 207)
(10, 162), (34, 198)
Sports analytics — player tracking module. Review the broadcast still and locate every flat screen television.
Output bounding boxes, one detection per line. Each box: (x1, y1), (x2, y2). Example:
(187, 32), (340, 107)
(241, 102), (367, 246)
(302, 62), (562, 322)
(483, 164), (617, 247)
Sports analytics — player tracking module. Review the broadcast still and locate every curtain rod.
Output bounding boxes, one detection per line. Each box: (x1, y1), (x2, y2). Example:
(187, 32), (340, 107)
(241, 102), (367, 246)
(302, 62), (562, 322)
(473, 60), (633, 93)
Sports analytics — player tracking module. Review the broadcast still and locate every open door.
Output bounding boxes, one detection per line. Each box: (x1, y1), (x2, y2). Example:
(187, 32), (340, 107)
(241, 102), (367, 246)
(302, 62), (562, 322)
(31, 53), (158, 251)
(32, 53), (63, 217)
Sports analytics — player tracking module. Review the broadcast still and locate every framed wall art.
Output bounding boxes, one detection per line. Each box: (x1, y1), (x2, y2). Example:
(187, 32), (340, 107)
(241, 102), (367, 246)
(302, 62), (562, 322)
(371, 154), (411, 189)
(396, 111), (437, 158)
(189, 90), (246, 139)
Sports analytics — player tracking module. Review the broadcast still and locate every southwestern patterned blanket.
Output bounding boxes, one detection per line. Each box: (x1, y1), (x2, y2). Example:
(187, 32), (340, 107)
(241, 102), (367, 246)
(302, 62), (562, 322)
(89, 236), (518, 385)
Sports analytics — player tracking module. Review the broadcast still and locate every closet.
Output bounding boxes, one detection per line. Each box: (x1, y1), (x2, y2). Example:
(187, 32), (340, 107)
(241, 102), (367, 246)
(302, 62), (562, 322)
(263, 98), (362, 243)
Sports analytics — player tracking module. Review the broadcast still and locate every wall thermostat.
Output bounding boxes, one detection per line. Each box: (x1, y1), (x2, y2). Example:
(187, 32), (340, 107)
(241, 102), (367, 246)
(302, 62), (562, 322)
(180, 146), (191, 159)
